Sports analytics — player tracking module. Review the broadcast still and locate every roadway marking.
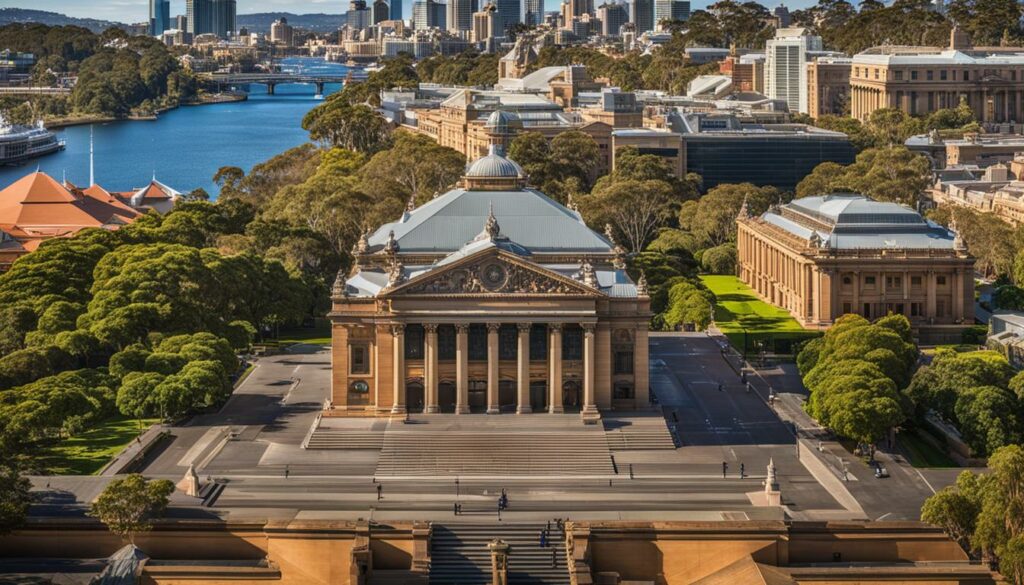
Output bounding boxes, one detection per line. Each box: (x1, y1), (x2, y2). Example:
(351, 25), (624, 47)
(915, 468), (937, 494)
(280, 378), (301, 406)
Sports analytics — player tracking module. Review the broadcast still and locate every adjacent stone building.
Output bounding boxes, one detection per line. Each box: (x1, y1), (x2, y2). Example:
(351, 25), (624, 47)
(737, 194), (975, 342)
(328, 148), (650, 417)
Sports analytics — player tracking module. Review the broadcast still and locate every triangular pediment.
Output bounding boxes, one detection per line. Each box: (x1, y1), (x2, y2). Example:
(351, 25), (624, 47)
(385, 248), (602, 297)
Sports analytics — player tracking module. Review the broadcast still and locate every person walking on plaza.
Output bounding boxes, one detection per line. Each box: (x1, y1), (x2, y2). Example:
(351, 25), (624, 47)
(551, 548), (557, 568)
(540, 530), (547, 548)
(377, 484), (382, 501)
(284, 465), (289, 479)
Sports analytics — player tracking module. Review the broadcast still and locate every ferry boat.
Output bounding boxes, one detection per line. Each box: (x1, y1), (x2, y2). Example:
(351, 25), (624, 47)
(0, 115), (65, 166)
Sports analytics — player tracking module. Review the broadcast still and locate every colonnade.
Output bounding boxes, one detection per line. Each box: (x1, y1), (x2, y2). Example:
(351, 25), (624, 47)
(389, 322), (599, 417)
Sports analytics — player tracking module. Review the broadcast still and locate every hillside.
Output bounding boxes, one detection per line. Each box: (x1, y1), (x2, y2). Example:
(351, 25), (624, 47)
(0, 8), (126, 33)
(237, 12), (347, 33)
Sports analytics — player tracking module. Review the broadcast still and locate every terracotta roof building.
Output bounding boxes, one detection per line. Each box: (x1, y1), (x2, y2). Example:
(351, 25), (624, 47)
(0, 171), (179, 270)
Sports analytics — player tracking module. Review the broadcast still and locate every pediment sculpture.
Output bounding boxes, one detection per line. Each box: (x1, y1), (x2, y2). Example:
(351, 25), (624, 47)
(394, 256), (595, 296)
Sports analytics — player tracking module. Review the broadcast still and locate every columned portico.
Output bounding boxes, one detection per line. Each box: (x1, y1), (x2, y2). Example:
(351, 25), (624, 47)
(328, 147), (651, 418)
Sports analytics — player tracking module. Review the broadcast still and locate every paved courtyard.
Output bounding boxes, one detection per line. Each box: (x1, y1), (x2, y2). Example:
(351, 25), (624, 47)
(29, 334), (962, 523)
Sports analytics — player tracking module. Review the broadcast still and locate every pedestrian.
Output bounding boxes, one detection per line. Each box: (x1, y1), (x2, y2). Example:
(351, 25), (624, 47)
(377, 483), (382, 501)
(629, 463), (634, 479)
(284, 465), (290, 479)
(722, 461), (728, 478)
(740, 463), (745, 478)
(540, 530), (547, 548)
(718, 383), (723, 392)
(551, 549), (557, 568)
(546, 520), (551, 532)
(454, 502), (459, 516)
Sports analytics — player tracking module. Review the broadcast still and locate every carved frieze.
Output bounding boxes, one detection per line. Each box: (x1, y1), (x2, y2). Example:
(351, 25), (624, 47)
(398, 257), (590, 296)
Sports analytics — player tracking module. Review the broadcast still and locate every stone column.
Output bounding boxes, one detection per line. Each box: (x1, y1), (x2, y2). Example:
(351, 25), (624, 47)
(516, 323), (532, 414)
(391, 324), (406, 415)
(487, 323), (500, 414)
(455, 324), (470, 414)
(581, 323), (599, 420)
(424, 324), (438, 413)
(548, 323), (563, 414)
(954, 268), (965, 321)
(927, 270), (937, 320)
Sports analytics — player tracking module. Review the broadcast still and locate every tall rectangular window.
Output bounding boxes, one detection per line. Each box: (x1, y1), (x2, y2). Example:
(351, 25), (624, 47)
(350, 343), (370, 375)
(614, 351), (634, 375)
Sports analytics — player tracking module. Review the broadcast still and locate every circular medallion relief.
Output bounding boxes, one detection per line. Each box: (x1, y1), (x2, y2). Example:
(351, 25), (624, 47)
(349, 380), (370, 393)
(480, 262), (508, 291)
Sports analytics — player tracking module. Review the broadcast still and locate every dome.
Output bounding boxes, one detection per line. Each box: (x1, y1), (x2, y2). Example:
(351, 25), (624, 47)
(484, 109), (521, 132)
(465, 145), (525, 179)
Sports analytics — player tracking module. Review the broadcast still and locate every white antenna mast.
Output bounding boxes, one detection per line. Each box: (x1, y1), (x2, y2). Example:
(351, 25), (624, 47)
(89, 125), (95, 186)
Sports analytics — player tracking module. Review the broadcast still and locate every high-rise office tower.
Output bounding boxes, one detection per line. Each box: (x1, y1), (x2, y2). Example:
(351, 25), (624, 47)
(174, 14), (188, 30)
(389, 0), (404, 21)
(414, 0), (446, 28)
(349, 0), (372, 30)
(764, 27), (823, 114)
(569, 0), (593, 17)
(447, 0), (473, 32)
(495, 0), (520, 35)
(597, 2), (628, 35)
(212, 0), (236, 37)
(629, 0), (653, 32)
(653, 0), (687, 24)
(186, 0), (211, 35)
(523, 0), (542, 25)
(431, 0), (448, 28)
(271, 17), (295, 45)
(373, 0), (390, 23)
(150, 0), (170, 36)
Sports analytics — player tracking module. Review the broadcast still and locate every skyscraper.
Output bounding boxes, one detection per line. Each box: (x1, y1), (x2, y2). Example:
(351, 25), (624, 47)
(523, 0), (542, 26)
(212, 0), (236, 37)
(414, 0), (446, 28)
(629, 0), (653, 32)
(150, 0), (170, 36)
(349, 0), (372, 30)
(447, 0), (473, 32)
(653, 0), (687, 24)
(390, 0), (404, 21)
(495, 0), (520, 35)
(764, 27), (824, 114)
(373, 0), (390, 23)
(186, 0), (212, 35)
(597, 2), (628, 35)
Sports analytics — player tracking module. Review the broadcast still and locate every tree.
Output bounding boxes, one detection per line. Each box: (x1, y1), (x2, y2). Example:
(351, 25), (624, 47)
(508, 130), (601, 201)
(679, 183), (779, 249)
(0, 464), (31, 534)
(89, 474), (174, 544)
(701, 243), (737, 275)
(954, 385), (1022, 456)
(579, 179), (676, 253)
(303, 103), (392, 153)
(921, 471), (982, 553)
(662, 279), (714, 330)
(796, 146), (931, 205)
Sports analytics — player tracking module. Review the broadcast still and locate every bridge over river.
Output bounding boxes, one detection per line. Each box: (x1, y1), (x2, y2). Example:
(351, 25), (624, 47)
(200, 71), (356, 95)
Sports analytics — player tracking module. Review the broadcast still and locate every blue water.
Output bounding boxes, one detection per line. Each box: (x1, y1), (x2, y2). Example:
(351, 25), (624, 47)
(0, 58), (351, 196)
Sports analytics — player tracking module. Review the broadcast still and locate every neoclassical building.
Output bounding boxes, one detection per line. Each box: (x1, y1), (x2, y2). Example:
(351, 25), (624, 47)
(737, 194), (976, 343)
(328, 147), (650, 418)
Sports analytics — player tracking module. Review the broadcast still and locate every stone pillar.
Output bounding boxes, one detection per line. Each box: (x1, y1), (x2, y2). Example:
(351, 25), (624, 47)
(548, 323), (564, 414)
(581, 323), (599, 421)
(424, 324), (439, 413)
(516, 323), (532, 414)
(954, 268), (964, 321)
(391, 324), (406, 415)
(927, 269), (937, 320)
(489, 539), (510, 585)
(487, 323), (500, 414)
(633, 324), (650, 408)
(456, 324), (470, 414)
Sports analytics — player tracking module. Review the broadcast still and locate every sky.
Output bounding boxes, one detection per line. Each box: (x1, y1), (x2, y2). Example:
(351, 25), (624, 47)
(7, 0), (808, 24)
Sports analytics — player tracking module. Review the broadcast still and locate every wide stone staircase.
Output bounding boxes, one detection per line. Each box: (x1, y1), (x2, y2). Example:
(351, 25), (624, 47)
(374, 422), (613, 477)
(429, 523), (569, 585)
(305, 429), (385, 450)
(603, 418), (677, 451)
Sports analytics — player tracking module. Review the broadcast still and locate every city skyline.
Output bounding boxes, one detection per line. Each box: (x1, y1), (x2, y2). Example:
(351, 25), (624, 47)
(14, 0), (809, 24)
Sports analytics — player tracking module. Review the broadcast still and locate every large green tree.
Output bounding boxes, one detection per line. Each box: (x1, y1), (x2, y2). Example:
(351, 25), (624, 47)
(89, 474), (174, 544)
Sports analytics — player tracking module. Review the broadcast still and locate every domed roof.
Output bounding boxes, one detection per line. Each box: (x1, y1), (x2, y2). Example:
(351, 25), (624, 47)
(465, 145), (525, 179)
(484, 109), (521, 131)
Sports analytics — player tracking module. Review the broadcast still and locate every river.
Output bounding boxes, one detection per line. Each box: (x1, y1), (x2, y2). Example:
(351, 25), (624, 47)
(0, 58), (351, 196)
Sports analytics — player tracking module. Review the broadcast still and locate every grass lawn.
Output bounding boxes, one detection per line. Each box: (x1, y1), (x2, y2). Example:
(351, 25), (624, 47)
(899, 429), (959, 468)
(700, 275), (818, 354)
(38, 417), (159, 475)
(275, 322), (331, 346)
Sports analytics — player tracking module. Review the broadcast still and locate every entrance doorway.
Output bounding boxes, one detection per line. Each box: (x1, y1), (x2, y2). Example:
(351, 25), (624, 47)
(469, 380), (487, 412)
(406, 382), (424, 413)
(438, 382), (456, 413)
(563, 380), (581, 412)
(499, 380), (516, 412)
(530, 381), (548, 412)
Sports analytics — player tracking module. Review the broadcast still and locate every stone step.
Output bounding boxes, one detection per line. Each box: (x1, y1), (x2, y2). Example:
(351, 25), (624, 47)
(603, 420), (676, 451)
(429, 523), (569, 585)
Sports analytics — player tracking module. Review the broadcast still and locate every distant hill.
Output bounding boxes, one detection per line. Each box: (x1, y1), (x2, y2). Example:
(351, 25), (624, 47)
(237, 12), (347, 34)
(0, 8), (127, 33)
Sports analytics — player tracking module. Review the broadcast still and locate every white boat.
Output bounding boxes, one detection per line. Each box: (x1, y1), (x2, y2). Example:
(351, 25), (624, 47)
(0, 116), (65, 166)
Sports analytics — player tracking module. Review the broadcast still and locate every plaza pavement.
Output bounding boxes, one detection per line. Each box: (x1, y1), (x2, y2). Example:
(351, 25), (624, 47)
(27, 334), (963, 523)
